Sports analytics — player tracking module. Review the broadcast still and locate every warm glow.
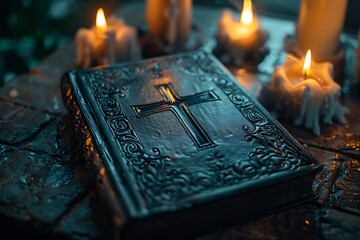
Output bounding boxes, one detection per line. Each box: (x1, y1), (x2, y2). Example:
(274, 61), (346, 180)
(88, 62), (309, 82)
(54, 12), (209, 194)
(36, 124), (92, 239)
(303, 49), (311, 77)
(240, 0), (254, 25)
(96, 8), (107, 32)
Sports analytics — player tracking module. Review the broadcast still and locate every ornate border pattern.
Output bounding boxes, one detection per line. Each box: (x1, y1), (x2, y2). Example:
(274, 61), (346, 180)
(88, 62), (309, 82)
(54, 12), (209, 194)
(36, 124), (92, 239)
(69, 51), (312, 209)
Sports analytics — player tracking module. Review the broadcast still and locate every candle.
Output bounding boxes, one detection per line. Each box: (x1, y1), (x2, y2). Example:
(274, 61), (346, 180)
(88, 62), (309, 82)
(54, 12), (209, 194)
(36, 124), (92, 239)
(296, 0), (348, 61)
(216, 0), (267, 66)
(75, 8), (141, 69)
(146, 0), (192, 50)
(268, 50), (349, 136)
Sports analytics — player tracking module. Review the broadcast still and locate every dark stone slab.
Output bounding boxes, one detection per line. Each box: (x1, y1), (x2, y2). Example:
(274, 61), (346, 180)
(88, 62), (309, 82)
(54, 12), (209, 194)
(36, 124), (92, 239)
(304, 146), (343, 207)
(319, 209), (360, 239)
(0, 74), (66, 114)
(331, 158), (360, 213)
(18, 116), (76, 159)
(0, 101), (53, 145)
(53, 192), (101, 240)
(0, 145), (87, 235)
(199, 204), (320, 240)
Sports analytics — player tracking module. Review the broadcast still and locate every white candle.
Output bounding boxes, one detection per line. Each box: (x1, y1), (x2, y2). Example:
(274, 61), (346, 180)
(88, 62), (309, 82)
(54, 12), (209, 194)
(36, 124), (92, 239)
(220, 0), (261, 49)
(75, 8), (141, 69)
(216, 0), (266, 65)
(296, 0), (348, 61)
(146, 0), (192, 48)
(269, 50), (349, 136)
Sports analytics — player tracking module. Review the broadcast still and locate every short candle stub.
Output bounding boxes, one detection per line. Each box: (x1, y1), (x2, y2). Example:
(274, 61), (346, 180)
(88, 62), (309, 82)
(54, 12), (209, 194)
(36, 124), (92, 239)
(214, 0), (269, 70)
(75, 8), (142, 69)
(265, 53), (349, 136)
(284, 35), (346, 83)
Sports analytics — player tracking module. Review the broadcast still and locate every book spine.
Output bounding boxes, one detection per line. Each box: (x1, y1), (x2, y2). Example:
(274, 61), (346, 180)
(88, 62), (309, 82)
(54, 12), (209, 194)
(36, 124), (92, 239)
(60, 73), (98, 171)
(60, 73), (125, 239)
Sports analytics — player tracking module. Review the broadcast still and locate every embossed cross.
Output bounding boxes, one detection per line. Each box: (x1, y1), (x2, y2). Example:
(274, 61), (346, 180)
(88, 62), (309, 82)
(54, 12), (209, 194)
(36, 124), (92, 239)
(132, 84), (220, 149)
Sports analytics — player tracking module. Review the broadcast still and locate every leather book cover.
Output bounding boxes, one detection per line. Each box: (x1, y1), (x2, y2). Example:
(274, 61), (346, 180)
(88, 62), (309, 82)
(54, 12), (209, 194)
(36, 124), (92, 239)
(61, 51), (320, 240)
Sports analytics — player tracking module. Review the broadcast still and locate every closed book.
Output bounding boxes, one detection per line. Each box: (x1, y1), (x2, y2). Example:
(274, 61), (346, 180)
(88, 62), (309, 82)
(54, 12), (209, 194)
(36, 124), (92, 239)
(61, 51), (320, 240)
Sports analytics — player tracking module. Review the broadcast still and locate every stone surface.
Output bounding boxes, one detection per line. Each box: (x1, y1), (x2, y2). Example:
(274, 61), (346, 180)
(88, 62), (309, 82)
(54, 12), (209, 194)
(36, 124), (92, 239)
(0, 3), (359, 240)
(200, 204), (320, 240)
(0, 144), (88, 237)
(331, 158), (360, 213)
(0, 73), (66, 114)
(53, 192), (101, 240)
(0, 101), (53, 144)
(319, 209), (360, 240)
(19, 116), (76, 159)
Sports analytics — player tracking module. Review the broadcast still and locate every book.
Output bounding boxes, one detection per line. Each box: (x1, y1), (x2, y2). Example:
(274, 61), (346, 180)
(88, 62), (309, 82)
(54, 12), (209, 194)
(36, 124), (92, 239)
(61, 51), (320, 240)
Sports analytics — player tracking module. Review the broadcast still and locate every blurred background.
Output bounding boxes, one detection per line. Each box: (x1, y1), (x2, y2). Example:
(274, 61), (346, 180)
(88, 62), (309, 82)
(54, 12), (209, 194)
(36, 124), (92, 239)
(1, 0), (359, 85)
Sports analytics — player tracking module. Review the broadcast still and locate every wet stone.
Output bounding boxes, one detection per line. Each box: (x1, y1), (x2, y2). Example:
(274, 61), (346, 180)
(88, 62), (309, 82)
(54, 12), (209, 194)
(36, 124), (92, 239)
(331, 158), (360, 212)
(0, 101), (53, 144)
(308, 147), (343, 206)
(0, 144), (86, 236)
(199, 204), (320, 240)
(0, 74), (66, 114)
(319, 209), (360, 240)
(53, 192), (101, 240)
(19, 116), (77, 159)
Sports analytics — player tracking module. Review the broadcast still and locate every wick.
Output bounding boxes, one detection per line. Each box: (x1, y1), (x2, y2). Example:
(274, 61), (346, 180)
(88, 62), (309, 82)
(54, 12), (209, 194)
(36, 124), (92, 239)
(303, 68), (310, 80)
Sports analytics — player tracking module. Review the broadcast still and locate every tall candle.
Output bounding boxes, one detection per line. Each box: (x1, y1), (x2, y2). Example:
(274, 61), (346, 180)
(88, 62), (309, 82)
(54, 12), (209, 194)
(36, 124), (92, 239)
(146, 0), (192, 48)
(296, 0), (348, 61)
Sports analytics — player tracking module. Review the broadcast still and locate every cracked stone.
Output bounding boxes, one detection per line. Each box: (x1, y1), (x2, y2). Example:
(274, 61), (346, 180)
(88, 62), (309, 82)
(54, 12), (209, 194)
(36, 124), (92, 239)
(0, 74), (66, 114)
(19, 116), (77, 159)
(0, 101), (53, 144)
(331, 158), (360, 213)
(0, 144), (87, 236)
(319, 209), (360, 240)
(53, 192), (102, 240)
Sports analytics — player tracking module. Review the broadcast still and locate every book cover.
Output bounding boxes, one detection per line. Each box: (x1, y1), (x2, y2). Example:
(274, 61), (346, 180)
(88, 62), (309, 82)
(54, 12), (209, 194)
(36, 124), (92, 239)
(61, 51), (320, 240)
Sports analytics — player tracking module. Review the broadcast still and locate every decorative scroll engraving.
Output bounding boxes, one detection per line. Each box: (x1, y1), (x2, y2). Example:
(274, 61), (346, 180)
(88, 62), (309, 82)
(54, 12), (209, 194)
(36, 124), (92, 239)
(73, 51), (311, 209)
(213, 77), (309, 177)
(132, 83), (219, 149)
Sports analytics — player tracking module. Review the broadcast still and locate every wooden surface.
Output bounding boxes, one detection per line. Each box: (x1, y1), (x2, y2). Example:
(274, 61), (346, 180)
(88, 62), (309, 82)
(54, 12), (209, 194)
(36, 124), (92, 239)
(0, 3), (359, 239)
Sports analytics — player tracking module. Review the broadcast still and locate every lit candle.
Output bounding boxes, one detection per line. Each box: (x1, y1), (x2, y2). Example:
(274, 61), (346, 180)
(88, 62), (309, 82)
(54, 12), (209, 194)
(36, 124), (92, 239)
(296, 0), (348, 61)
(268, 50), (349, 136)
(216, 0), (267, 66)
(146, 0), (192, 50)
(75, 8), (141, 69)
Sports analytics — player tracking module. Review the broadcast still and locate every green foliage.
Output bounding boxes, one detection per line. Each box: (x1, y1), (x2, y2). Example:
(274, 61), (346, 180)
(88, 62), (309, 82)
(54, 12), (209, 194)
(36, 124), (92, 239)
(0, 0), (118, 85)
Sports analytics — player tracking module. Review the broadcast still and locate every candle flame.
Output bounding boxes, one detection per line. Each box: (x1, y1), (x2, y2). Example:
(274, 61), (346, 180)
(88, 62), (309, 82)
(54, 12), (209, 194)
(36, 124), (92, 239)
(96, 8), (107, 32)
(240, 0), (254, 25)
(303, 49), (311, 77)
